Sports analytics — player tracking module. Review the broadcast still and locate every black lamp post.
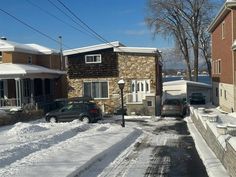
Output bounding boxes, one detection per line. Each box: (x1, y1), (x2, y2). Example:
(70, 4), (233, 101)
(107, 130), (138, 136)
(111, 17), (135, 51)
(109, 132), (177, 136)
(118, 79), (125, 127)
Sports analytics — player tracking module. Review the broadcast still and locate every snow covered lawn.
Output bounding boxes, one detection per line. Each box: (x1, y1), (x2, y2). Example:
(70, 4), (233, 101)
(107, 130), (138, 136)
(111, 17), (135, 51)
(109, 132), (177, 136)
(0, 118), (141, 177)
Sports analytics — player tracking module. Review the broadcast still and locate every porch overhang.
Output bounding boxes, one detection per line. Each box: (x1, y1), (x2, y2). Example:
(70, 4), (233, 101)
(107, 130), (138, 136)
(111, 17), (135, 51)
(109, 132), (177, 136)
(0, 63), (66, 79)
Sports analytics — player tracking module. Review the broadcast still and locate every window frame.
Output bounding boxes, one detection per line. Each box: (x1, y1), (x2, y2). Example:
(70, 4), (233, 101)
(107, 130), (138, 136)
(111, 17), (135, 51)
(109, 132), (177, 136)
(85, 54), (102, 64)
(222, 21), (225, 40)
(83, 80), (109, 99)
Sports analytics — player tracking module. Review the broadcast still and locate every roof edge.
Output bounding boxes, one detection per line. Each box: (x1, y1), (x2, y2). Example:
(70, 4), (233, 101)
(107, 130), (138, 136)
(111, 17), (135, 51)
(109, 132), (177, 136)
(208, 1), (236, 33)
(63, 41), (124, 56)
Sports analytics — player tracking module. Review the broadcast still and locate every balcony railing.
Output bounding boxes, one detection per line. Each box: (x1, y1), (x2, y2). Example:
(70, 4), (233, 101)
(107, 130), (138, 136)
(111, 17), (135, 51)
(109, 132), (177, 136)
(0, 95), (54, 108)
(0, 98), (19, 107)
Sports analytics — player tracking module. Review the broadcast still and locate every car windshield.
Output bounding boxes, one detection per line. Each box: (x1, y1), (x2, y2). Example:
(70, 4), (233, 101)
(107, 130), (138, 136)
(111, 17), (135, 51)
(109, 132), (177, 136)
(191, 93), (203, 97)
(164, 99), (181, 105)
(87, 103), (98, 109)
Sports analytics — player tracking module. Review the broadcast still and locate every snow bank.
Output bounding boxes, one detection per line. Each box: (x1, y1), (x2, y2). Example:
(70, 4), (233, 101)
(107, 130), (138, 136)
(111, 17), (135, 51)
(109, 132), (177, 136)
(0, 120), (142, 177)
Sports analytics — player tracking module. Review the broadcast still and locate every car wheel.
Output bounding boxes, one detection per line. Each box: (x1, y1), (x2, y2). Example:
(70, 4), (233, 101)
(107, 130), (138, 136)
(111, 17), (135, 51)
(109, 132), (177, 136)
(81, 116), (90, 123)
(49, 117), (57, 123)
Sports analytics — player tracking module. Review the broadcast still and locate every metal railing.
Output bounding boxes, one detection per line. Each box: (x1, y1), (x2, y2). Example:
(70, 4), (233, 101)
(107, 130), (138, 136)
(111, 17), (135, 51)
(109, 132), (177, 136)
(0, 94), (54, 108)
(126, 93), (155, 104)
(0, 98), (19, 107)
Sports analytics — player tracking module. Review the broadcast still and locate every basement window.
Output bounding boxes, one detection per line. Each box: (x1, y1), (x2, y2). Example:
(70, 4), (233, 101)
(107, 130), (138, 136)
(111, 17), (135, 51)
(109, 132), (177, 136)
(85, 54), (102, 64)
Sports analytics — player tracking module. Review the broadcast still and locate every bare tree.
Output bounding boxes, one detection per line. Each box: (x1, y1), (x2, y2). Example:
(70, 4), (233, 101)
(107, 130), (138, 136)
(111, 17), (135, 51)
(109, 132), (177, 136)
(146, 0), (221, 81)
(146, 0), (192, 80)
(200, 29), (212, 76)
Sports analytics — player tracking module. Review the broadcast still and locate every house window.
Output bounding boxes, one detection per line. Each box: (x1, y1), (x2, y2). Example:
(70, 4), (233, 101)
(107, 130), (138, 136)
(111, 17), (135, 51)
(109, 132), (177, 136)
(85, 54), (101, 64)
(224, 90), (227, 100)
(28, 56), (32, 64)
(83, 81), (108, 99)
(147, 101), (153, 107)
(0, 81), (4, 98)
(218, 60), (221, 74)
(214, 61), (217, 74)
(0, 52), (2, 63)
(222, 21), (225, 39)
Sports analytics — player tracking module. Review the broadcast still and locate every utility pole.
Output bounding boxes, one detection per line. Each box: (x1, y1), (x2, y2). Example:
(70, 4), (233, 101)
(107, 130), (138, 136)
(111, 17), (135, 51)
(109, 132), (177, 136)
(59, 36), (63, 70)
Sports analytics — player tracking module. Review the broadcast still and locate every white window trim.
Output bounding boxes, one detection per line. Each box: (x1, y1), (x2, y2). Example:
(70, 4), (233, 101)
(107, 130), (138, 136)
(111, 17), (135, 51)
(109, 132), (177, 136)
(85, 54), (102, 64)
(222, 21), (225, 40)
(83, 80), (109, 99)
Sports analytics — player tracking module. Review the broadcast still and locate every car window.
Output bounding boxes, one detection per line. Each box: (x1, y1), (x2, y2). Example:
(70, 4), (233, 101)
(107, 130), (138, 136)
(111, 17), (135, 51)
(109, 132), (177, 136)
(164, 99), (181, 105)
(191, 93), (203, 97)
(87, 103), (97, 109)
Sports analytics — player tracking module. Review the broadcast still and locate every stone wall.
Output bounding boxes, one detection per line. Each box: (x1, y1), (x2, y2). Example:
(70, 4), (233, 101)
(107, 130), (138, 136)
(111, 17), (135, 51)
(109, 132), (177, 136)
(191, 109), (236, 177)
(224, 140), (236, 177)
(68, 52), (159, 114)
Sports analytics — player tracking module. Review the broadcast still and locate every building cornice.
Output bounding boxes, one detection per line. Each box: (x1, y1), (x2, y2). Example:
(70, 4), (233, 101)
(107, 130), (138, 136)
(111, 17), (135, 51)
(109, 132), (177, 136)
(208, 0), (236, 33)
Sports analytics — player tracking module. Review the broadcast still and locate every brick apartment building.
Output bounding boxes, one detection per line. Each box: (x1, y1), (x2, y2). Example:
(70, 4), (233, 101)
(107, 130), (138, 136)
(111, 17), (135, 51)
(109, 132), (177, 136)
(208, 0), (236, 112)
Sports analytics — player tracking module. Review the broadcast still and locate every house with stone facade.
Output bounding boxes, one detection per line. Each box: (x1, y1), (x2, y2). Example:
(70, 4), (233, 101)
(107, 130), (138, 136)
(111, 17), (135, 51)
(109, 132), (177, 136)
(208, 0), (236, 112)
(63, 41), (162, 116)
(0, 38), (68, 109)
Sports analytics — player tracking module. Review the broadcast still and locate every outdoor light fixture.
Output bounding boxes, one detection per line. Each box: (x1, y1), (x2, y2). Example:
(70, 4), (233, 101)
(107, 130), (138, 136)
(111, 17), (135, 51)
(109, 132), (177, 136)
(118, 79), (125, 127)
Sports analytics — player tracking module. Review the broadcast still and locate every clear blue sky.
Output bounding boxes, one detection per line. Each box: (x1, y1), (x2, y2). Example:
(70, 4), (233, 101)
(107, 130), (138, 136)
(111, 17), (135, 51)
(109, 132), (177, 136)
(0, 0), (174, 50)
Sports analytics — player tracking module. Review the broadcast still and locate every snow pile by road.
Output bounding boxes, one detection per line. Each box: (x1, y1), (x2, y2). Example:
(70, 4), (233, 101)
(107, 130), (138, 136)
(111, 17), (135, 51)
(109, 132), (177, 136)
(0, 119), (142, 177)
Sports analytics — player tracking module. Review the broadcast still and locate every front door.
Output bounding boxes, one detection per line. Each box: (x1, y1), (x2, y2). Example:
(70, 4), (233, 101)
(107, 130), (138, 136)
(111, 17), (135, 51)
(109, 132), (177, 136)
(131, 80), (150, 102)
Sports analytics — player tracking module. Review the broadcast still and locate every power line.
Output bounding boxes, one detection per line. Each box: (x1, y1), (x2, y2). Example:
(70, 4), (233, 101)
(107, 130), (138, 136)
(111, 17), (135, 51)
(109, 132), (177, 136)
(0, 8), (71, 49)
(46, 0), (101, 42)
(25, 0), (95, 39)
(55, 0), (119, 49)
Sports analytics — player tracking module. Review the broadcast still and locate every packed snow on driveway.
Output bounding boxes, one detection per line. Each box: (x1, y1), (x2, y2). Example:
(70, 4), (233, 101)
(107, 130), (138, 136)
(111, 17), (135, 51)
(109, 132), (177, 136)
(0, 117), (142, 177)
(0, 116), (208, 177)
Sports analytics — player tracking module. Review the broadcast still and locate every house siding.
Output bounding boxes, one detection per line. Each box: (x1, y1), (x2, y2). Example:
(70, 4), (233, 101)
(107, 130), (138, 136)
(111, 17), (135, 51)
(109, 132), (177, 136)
(211, 9), (236, 112)
(67, 48), (118, 79)
(0, 48), (67, 106)
(68, 52), (160, 114)
(212, 12), (233, 84)
(2, 52), (62, 70)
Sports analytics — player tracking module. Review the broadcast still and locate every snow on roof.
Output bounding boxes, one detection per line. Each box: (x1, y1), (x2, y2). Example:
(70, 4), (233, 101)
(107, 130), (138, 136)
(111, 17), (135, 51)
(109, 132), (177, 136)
(63, 41), (124, 56)
(0, 40), (58, 55)
(0, 63), (66, 78)
(163, 79), (212, 88)
(114, 47), (159, 54)
(63, 41), (160, 56)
